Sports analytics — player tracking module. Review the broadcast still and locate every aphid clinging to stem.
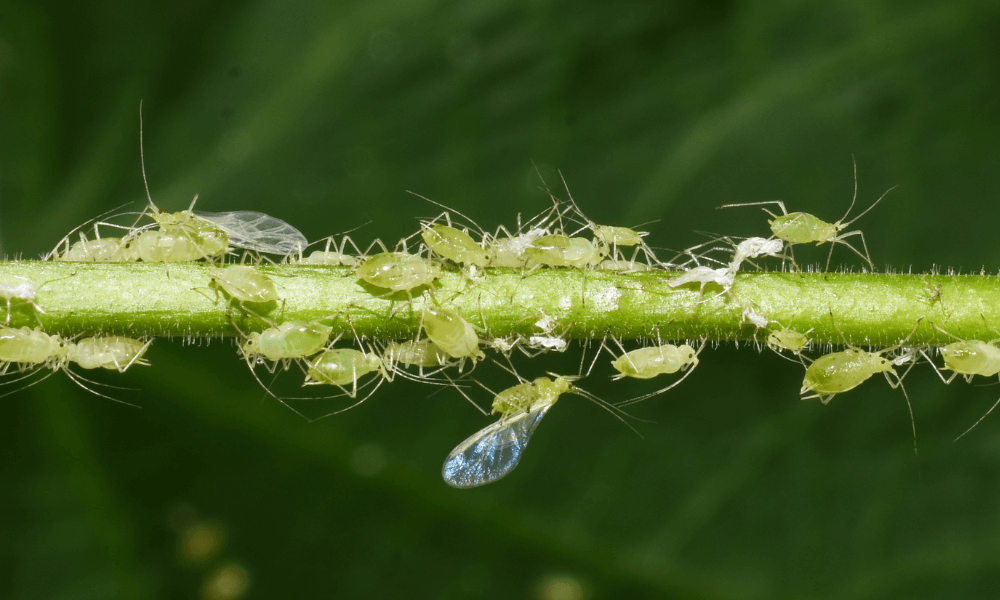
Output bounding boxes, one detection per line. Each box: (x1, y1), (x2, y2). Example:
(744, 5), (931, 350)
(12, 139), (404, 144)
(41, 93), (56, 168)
(720, 160), (895, 271)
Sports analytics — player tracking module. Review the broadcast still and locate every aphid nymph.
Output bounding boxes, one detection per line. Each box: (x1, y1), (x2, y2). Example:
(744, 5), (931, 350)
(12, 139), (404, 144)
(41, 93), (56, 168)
(720, 160), (895, 271)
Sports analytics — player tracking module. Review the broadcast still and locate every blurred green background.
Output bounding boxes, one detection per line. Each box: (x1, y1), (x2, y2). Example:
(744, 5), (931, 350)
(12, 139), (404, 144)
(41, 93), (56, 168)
(3, 0), (1000, 598)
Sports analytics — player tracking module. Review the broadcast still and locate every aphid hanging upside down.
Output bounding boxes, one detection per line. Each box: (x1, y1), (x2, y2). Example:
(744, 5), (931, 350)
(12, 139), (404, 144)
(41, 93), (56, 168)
(68, 337), (152, 372)
(304, 348), (386, 393)
(420, 306), (484, 362)
(241, 321), (333, 362)
(799, 321), (920, 404)
(611, 344), (698, 380)
(443, 376), (577, 488)
(800, 348), (899, 403)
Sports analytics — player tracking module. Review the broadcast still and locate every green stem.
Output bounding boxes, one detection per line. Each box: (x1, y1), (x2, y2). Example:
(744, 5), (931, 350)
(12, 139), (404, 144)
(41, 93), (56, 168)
(1, 261), (994, 346)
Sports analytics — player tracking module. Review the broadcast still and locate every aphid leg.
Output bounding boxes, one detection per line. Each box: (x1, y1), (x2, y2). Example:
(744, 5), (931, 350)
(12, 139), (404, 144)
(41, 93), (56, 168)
(824, 229), (874, 272)
(955, 394), (1000, 441)
(436, 371), (489, 415)
(717, 199), (788, 219)
(918, 348), (962, 385)
(108, 339), (154, 373)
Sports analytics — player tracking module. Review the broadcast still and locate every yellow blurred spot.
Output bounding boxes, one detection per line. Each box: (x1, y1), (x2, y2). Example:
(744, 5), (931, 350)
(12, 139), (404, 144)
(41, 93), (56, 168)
(180, 520), (226, 564)
(536, 573), (587, 600)
(202, 562), (250, 600)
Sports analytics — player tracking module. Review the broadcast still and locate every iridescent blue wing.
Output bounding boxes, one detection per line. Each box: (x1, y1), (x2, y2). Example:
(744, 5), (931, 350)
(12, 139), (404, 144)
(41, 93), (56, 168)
(442, 405), (552, 488)
(195, 211), (307, 255)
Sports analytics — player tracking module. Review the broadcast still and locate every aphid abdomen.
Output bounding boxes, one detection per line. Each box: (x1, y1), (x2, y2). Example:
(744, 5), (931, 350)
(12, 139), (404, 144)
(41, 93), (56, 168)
(209, 266), (280, 303)
(769, 213), (837, 244)
(767, 328), (810, 353)
(612, 345), (696, 379)
(421, 225), (488, 267)
(253, 321), (332, 360)
(135, 230), (204, 262)
(940, 342), (1000, 377)
(491, 380), (539, 415)
(357, 253), (441, 292)
(421, 306), (483, 360)
(57, 238), (127, 262)
(0, 326), (62, 364)
(305, 349), (380, 386)
(525, 235), (573, 267)
(593, 225), (645, 247)
(69, 337), (149, 370)
(385, 340), (451, 368)
(801, 349), (892, 396)
(564, 237), (604, 267)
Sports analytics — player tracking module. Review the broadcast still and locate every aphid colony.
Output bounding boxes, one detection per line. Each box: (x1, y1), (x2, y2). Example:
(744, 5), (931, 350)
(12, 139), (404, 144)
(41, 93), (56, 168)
(8, 160), (997, 488)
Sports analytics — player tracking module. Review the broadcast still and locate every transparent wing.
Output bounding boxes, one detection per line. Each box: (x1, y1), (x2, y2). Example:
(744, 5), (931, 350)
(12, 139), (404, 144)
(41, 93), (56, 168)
(195, 211), (307, 255)
(442, 405), (552, 488)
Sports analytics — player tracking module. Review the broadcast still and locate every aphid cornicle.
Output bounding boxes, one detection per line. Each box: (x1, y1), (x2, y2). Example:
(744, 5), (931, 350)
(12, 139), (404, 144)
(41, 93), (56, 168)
(208, 266), (280, 304)
(442, 376), (576, 488)
(356, 252), (442, 293)
(67, 337), (152, 372)
(242, 321), (332, 362)
(420, 306), (484, 361)
(611, 344), (698, 380)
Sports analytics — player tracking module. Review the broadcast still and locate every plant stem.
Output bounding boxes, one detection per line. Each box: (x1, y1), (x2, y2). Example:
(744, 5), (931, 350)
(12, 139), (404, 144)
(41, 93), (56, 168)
(1, 261), (994, 346)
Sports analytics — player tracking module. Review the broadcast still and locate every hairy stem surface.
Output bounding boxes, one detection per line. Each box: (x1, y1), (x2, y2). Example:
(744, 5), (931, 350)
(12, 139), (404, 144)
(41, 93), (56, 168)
(1, 261), (993, 346)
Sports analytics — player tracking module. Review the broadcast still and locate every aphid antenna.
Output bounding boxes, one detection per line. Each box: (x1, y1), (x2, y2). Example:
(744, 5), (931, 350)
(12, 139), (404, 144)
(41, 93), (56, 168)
(244, 361), (315, 420)
(889, 373), (920, 460)
(307, 378), (388, 422)
(0, 365), (65, 400)
(559, 377), (645, 436)
(716, 199), (787, 220)
(955, 393), (1000, 441)
(62, 363), (142, 393)
(0, 363), (53, 387)
(136, 103), (165, 226)
(835, 158), (897, 230)
(614, 340), (708, 408)
(406, 191), (488, 237)
(529, 163), (573, 234)
(486, 353), (533, 386)
(423, 370), (488, 416)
